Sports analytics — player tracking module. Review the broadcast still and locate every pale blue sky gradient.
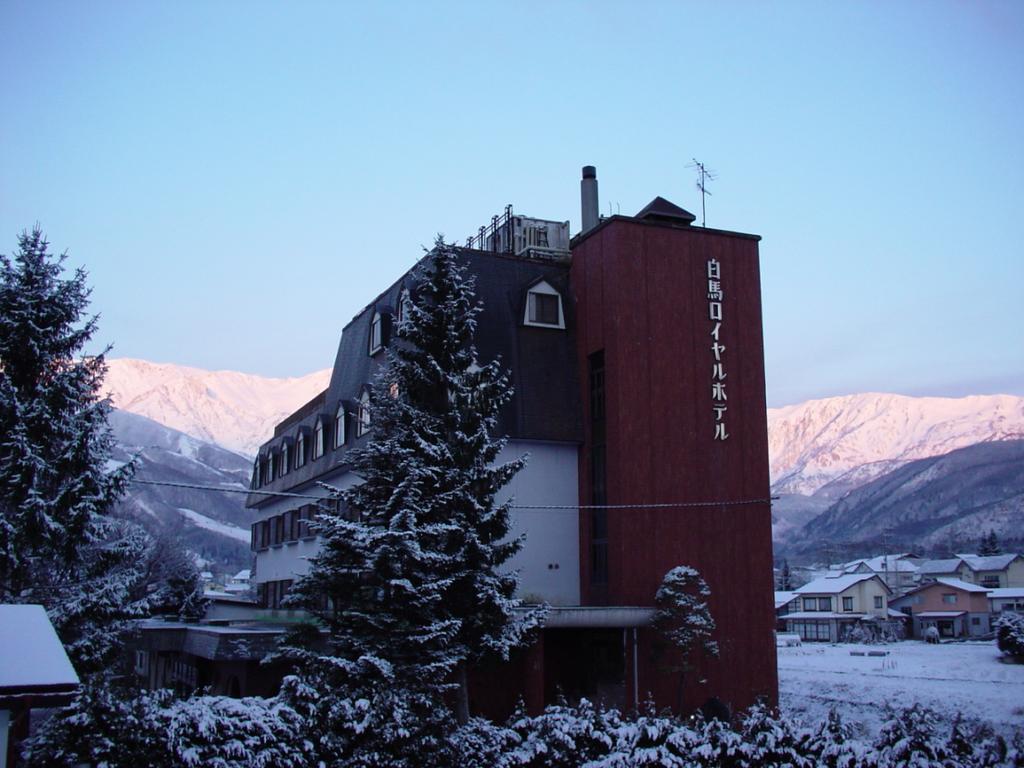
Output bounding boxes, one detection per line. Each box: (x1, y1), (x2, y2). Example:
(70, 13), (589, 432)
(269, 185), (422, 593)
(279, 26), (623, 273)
(2, 1), (1021, 406)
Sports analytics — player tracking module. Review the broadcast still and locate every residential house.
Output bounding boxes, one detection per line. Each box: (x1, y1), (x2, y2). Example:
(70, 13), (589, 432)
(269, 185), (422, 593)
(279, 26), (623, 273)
(838, 554), (920, 594)
(917, 553), (1024, 589)
(889, 577), (992, 638)
(784, 574), (892, 643)
(774, 591), (799, 631)
(988, 588), (1024, 617)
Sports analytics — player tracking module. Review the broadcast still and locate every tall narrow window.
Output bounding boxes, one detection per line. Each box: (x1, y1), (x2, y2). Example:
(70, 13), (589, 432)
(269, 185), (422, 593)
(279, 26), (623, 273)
(253, 458), (261, 488)
(295, 432), (306, 468)
(280, 443), (289, 477)
(334, 403), (345, 448)
(369, 312), (383, 355)
(589, 350), (608, 590)
(313, 419), (324, 459)
(357, 391), (372, 437)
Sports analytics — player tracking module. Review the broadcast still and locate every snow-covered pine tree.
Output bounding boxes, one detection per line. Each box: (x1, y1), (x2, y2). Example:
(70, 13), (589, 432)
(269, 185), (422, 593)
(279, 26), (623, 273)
(282, 237), (535, 758)
(0, 227), (139, 671)
(777, 559), (793, 591)
(652, 565), (720, 714)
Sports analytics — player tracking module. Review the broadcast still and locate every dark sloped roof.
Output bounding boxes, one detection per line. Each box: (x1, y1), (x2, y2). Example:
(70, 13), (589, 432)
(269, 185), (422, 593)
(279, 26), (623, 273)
(248, 248), (582, 507)
(635, 196), (696, 224)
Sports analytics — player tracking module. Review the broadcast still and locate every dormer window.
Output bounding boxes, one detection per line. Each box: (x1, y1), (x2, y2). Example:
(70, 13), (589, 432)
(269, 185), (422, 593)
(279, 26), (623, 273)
(313, 419), (324, 460)
(295, 432), (306, 469)
(369, 311), (383, 355)
(524, 281), (565, 329)
(397, 287), (410, 329)
(334, 403), (346, 448)
(267, 451), (276, 482)
(253, 457), (261, 487)
(357, 390), (372, 437)
(280, 443), (289, 477)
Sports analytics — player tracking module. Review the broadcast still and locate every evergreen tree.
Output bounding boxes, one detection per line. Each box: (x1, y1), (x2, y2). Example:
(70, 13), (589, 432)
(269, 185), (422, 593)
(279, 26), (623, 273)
(0, 227), (139, 671)
(777, 559), (793, 591)
(282, 237), (537, 756)
(978, 529), (1001, 556)
(652, 565), (719, 715)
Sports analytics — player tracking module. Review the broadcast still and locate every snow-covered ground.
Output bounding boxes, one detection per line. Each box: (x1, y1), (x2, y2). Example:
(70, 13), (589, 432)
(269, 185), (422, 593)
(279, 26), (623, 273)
(778, 640), (1024, 739)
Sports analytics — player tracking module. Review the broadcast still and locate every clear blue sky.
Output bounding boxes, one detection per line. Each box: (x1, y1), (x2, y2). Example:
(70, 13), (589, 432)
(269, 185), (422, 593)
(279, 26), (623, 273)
(2, 1), (1021, 407)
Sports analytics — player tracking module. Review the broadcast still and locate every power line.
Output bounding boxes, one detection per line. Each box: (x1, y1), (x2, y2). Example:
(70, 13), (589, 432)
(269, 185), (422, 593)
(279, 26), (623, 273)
(131, 478), (774, 512)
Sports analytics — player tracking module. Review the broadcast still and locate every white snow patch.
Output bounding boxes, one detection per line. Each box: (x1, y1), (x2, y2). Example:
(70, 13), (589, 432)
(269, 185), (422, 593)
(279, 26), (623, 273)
(177, 507), (251, 543)
(778, 640), (1024, 738)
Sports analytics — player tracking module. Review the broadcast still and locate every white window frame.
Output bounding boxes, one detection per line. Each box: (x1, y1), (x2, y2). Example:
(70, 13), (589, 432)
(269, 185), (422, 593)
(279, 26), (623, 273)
(357, 391), (371, 437)
(313, 420), (324, 459)
(295, 433), (306, 468)
(523, 280), (565, 329)
(280, 443), (289, 477)
(369, 311), (383, 355)
(334, 404), (346, 448)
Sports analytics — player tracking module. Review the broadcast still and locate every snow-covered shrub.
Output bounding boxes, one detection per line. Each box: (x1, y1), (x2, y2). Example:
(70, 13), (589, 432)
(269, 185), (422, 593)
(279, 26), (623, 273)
(23, 679), (175, 768)
(796, 709), (878, 768)
(507, 698), (620, 767)
(873, 704), (953, 767)
(602, 707), (696, 767)
(996, 612), (1024, 658)
(843, 623), (872, 644)
(736, 703), (812, 767)
(449, 716), (522, 768)
(945, 715), (1007, 767)
(163, 694), (311, 768)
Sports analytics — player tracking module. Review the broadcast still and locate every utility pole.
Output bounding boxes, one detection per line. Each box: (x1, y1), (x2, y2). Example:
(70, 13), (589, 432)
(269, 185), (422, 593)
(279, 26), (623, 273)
(687, 158), (716, 227)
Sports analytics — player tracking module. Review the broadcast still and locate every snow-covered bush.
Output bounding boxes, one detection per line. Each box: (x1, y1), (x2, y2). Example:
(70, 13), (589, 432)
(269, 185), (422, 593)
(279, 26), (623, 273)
(163, 694), (312, 768)
(797, 709), (877, 768)
(996, 612), (1024, 658)
(873, 704), (952, 767)
(507, 698), (620, 767)
(23, 679), (175, 768)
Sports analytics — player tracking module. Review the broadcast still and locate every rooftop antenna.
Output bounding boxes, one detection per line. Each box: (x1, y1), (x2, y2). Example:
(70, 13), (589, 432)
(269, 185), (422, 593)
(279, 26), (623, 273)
(687, 158), (716, 227)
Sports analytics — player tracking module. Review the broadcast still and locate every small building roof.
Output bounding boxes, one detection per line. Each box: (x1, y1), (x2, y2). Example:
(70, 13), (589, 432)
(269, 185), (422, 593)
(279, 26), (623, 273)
(915, 611), (967, 618)
(0, 604), (79, 702)
(634, 196), (697, 225)
(918, 558), (966, 574)
(842, 555), (918, 574)
(934, 577), (990, 593)
(232, 569), (251, 581)
(960, 554), (1021, 571)
(783, 611), (867, 620)
(795, 573), (888, 595)
(774, 591), (799, 609)
(988, 588), (1024, 599)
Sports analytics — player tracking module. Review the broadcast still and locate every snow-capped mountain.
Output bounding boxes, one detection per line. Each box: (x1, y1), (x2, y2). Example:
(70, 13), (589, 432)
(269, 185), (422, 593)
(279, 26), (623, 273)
(767, 393), (1024, 498)
(788, 439), (1024, 556)
(109, 408), (256, 572)
(103, 358), (332, 458)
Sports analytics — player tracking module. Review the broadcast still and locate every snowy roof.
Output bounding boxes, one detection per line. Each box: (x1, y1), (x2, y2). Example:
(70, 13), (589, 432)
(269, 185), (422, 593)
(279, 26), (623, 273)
(0, 605), (79, 693)
(774, 591), (799, 609)
(988, 588), (1024, 599)
(842, 555), (918, 574)
(916, 611), (967, 618)
(232, 569), (251, 580)
(918, 558), (966, 574)
(960, 554), (1021, 571)
(887, 608), (908, 618)
(784, 611), (869, 620)
(795, 573), (885, 595)
(933, 577), (990, 593)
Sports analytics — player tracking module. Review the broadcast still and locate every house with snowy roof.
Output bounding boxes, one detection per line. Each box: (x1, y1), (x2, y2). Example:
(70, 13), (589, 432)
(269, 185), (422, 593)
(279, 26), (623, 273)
(215, 166), (778, 719)
(783, 574), (892, 643)
(986, 588), (1024, 617)
(0, 605), (79, 766)
(838, 554), (920, 594)
(918, 553), (1024, 589)
(889, 577), (992, 639)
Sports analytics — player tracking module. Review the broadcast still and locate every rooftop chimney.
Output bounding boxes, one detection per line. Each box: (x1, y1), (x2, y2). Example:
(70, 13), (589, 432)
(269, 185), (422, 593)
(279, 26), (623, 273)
(581, 165), (599, 233)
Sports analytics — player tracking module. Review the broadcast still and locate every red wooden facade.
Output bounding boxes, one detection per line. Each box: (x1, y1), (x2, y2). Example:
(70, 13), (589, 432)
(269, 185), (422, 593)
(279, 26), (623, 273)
(570, 215), (778, 714)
